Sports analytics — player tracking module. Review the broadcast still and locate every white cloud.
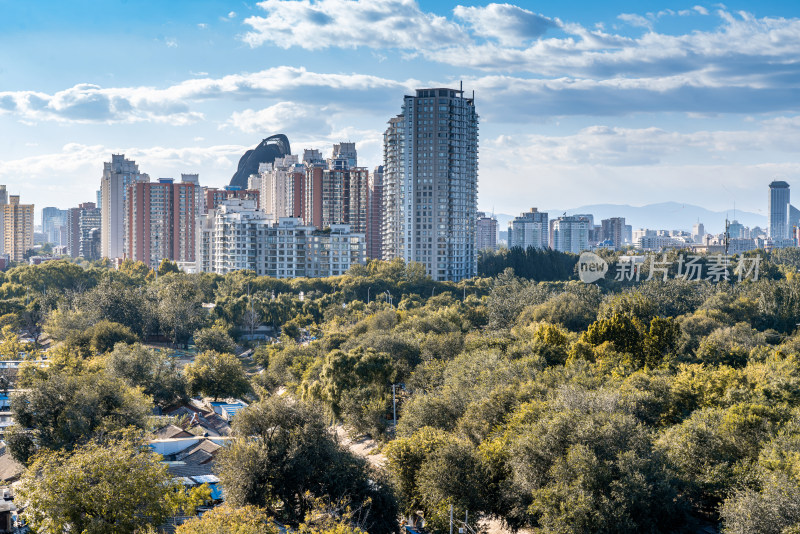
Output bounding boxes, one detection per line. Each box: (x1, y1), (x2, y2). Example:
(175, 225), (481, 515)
(432, 11), (800, 82)
(0, 67), (416, 124)
(0, 143), (249, 209)
(197, 23), (208, 29)
(165, 37), (178, 48)
(240, 1), (800, 98)
(242, 0), (466, 49)
(225, 101), (332, 135)
(487, 117), (800, 168)
(475, 117), (800, 214)
(618, 13), (652, 29)
(453, 3), (558, 46)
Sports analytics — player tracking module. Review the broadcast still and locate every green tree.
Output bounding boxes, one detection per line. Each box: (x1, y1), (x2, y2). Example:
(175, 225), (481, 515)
(155, 275), (206, 347)
(385, 427), (449, 515)
(78, 277), (156, 338)
(215, 396), (398, 533)
(105, 343), (188, 408)
(10, 371), (151, 461)
(302, 347), (397, 436)
(18, 435), (209, 534)
(720, 474), (800, 534)
(87, 319), (139, 354)
(177, 505), (279, 534)
(157, 258), (181, 276)
(642, 316), (681, 367)
(194, 325), (236, 354)
(511, 407), (687, 533)
(184, 351), (250, 400)
(583, 313), (643, 355)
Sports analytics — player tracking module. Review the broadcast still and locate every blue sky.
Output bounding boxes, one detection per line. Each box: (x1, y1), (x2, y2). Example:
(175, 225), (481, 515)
(3, 0), (800, 228)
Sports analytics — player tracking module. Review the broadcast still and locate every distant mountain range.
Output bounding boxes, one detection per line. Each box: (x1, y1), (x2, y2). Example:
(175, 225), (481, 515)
(489, 202), (767, 235)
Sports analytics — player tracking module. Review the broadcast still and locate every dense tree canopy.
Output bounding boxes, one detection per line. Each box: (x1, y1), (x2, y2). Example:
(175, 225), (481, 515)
(18, 434), (209, 533)
(4, 252), (800, 532)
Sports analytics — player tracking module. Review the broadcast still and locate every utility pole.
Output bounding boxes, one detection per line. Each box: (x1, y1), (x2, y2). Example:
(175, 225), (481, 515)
(449, 504), (453, 534)
(392, 384), (397, 428)
(367, 286), (371, 305)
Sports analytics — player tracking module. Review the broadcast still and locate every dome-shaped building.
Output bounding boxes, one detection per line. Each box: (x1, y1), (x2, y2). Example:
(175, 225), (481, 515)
(229, 134), (291, 189)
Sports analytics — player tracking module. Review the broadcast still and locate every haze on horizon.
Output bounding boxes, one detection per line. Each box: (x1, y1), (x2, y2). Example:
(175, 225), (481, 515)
(2, 0), (800, 222)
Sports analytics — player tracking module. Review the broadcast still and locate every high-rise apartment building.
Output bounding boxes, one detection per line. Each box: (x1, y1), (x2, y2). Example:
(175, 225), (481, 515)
(259, 155), (305, 221)
(476, 212), (498, 251)
(367, 165), (384, 259)
(508, 208), (548, 250)
(692, 222), (705, 243)
(303, 149), (324, 166)
(329, 142), (357, 170)
(180, 173), (204, 217)
(126, 178), (196, 268)
(769, 180), (791, 240)
(197, 199), (365, 278)
(198, 199), (273, 275)
(204, 186), (260, 213)
(381, 87), (479, 281)
(42, 207), (67, 246)
(303, 147), (369, 233)
(101, 154), (149, 259)
(550, 216), (590, 254)
(601, 217), (626, 249)
(0, 185), (7, 255)
(3, 196), (33, 262)
(66, 202), (102, 260)
(306, 224), (366, 277)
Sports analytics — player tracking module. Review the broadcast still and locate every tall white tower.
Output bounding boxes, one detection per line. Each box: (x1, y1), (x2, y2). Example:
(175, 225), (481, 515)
(382, 87), (479, 282)
(100, 154), (149, 260)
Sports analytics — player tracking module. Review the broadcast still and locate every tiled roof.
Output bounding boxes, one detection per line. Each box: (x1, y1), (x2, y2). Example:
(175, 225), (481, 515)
(153, 424), (194, 440)
(0, 453), (23, 482)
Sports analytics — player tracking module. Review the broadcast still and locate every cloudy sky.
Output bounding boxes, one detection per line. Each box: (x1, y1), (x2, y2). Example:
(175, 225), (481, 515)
(2, 0), (800, 223)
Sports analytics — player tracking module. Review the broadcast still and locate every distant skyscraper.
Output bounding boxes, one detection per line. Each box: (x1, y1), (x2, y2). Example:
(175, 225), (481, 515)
(550, 216), (590, 254)
(79, 204), (101, 260)
(769, 180), (791, 240)
(303, 149), (324, 166)
(3, 195), (34, 262)
(601, 217), (626, 249)
(302, 146), (369, 233)
(330, 142), (357, 170)
(101, 154), (149, 259)
(367, 165), (384, 260)
(0, 185), (7, 255)
(728, 220), (745, 239)
(508, 208), (548, 250)
(42, 207), (68, 246)
(692, 222), (705, 243)
(204, 186), (260, 213)
(127, 178), (196, 268)
(259, 155), (305, 221)
(476, 212), (498, 251)
(66, 202), (100, 259)
(181, 173), (203, 217)
(381, 86), (479, 282)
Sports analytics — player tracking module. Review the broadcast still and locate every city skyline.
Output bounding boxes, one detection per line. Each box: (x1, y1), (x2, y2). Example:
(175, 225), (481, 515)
(3, 0), (800, 220)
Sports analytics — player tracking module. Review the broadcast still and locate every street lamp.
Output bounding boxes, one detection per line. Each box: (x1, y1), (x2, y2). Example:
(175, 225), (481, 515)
(367, 286), (371, 305)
